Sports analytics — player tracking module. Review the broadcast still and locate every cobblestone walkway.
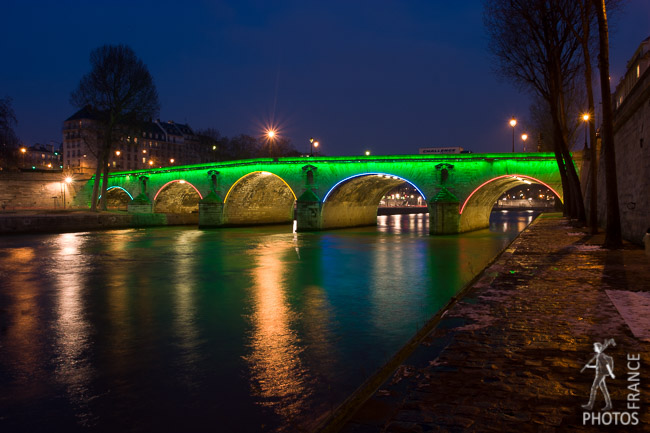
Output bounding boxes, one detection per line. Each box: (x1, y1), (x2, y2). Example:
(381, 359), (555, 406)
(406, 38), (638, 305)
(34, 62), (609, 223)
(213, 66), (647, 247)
(340, 214), (650, 432)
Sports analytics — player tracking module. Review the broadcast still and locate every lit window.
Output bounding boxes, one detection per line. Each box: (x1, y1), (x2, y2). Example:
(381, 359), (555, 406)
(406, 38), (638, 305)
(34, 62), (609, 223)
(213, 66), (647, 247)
(637, 64), (640, 78)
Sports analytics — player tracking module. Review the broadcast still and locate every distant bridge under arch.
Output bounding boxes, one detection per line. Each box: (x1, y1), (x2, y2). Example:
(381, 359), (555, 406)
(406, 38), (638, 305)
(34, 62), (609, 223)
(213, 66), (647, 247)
(76, 152), (573, 235)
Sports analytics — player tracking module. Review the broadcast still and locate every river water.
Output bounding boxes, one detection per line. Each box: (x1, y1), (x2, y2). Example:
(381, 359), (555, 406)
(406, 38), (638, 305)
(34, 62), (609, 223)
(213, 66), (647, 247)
(0, 210), (536, 432)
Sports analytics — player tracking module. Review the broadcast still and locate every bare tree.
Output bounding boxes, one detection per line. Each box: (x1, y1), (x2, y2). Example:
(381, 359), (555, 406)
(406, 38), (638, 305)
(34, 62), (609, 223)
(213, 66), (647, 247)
(71, 45), (159, 211)
(592, 0), (622, 248)
(484, 0), (586, 223)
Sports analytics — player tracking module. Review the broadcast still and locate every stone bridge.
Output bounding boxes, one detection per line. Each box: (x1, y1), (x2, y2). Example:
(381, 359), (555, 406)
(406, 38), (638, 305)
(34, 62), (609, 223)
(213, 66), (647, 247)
(76, 153), (570, 234)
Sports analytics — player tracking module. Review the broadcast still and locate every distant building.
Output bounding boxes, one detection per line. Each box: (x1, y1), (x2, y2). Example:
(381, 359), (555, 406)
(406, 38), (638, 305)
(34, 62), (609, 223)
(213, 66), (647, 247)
(418, 146), (464, 155)
(17, 142), (62, 171)
(614, 36), (650, 110)
(62, 107), (202, 175)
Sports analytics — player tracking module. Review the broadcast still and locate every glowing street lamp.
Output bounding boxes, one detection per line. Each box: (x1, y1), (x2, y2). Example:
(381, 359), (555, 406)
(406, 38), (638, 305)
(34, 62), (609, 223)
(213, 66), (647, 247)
(521, 133), (528, 152)
(309, 137), (319, 157)
(582, 113), (590, 150)
(115, 150), (121, 156)
(148, 160), (154, 166)
(20, 147), (26, 167)
(365, 150), (371, 156)
(509, 118), (517, 152)
(62, 176), (72, 209)
(267, 129), (276, 140)
(170, 158), (175, 164)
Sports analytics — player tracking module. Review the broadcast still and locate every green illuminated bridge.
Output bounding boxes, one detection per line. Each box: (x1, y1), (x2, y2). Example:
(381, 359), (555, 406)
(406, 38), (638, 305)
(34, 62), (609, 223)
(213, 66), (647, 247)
(77, 153), (571, 234)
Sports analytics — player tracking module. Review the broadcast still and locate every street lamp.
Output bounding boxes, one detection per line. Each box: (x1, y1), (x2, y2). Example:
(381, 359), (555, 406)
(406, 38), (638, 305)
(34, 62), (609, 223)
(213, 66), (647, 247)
(582, 113), (590, 150)
(62, 176), (72, 209)
(309, 137), (319, 157)
(20, 147), (26, 167)
(521, 133), (528, 152)
(170, 158), (175, 164)
(115, 150), (121, 156)
(509, 118), (517, 152)
(267, 130), (276, 140)
(365, 150), (371, 156)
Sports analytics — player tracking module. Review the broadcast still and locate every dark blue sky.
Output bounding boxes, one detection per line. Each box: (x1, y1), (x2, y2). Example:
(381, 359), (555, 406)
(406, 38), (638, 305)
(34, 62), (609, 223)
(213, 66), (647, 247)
(2, 0), (648, 155)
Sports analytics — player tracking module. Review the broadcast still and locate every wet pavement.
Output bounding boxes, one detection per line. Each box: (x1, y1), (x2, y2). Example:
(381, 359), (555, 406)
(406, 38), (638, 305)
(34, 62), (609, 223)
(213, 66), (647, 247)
(338, 214), (650, 432)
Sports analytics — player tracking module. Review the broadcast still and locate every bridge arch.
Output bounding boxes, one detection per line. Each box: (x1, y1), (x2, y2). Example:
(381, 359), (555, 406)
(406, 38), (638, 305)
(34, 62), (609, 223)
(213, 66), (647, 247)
(153, 180), (203, 213)
(223, 171), (296, 225)
(459, 174), (562, 232)
(101, 186), (133, 210)
(321, 173), (427, 229)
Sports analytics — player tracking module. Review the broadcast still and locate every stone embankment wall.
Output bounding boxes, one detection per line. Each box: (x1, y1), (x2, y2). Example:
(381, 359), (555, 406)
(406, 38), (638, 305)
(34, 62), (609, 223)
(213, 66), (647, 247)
(0, 171), (89, 211)
(584, 66), (650, 244)
(0, 212), (198, 235)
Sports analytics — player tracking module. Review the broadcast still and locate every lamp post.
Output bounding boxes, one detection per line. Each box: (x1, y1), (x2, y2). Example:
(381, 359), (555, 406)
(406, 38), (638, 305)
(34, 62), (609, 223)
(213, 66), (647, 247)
(521, 133), (528, 152)
(509, 118), (517, 152)
(20, 147), (26, 168)
(582, 113), (590, 150)
(63, 176), (72, 209)
(309, 137), (319, 157)
(365, 150), (371, 156)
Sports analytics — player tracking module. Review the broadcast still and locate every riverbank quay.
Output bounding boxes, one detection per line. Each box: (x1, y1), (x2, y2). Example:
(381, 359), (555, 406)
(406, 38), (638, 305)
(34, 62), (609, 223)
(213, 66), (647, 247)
(0, 210), (197, 235)
(328, 213), (650, 433)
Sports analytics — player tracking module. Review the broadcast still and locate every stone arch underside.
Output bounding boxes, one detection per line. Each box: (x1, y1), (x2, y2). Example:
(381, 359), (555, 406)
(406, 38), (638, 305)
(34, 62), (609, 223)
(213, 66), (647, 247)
(224, 172), (296, 225)
(105, 187), (131, 210)
(154, 182), (201, 213)
(459, 175), (562, 232)
(321, 175), (415, 229)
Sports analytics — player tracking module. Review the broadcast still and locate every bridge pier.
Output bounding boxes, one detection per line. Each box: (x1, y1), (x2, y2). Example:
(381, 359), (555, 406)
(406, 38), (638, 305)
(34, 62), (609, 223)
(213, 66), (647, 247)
(429, 187), (460, 235)
(128, 175), (153, 213)
(296, 190), (322, 231)
(198, 191), (225, 228)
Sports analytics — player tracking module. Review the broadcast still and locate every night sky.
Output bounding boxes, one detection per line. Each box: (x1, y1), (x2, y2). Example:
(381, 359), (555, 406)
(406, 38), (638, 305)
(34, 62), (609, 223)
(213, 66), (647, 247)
(2, 0), (648, 156)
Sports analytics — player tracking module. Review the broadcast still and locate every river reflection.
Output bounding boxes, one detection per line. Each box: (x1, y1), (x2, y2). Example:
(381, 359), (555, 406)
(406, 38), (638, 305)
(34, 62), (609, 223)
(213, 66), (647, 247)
(244, 237), (311, 427)
(0, 211), (536, 432)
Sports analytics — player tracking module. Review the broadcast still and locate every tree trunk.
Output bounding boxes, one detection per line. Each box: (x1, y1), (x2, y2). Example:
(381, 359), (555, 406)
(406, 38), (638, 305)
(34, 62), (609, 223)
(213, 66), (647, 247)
(99, 157), (110, 211)
(581, 0), (599, 234)
(556, 62), (586, 224)
(553, 140), (571, 216)
(594, 0), (622, 248)
(98, 126), (113, 211)
(89, 157), (103, 212)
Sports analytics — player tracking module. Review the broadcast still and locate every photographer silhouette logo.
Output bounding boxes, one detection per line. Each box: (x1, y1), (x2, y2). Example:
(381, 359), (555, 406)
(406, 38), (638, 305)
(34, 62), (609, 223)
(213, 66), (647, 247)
(580, 338), (641, 426)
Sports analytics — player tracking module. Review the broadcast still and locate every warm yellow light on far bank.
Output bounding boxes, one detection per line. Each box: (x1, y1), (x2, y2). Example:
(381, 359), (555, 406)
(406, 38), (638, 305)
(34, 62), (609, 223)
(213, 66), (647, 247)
(509, 118), (517, 128)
